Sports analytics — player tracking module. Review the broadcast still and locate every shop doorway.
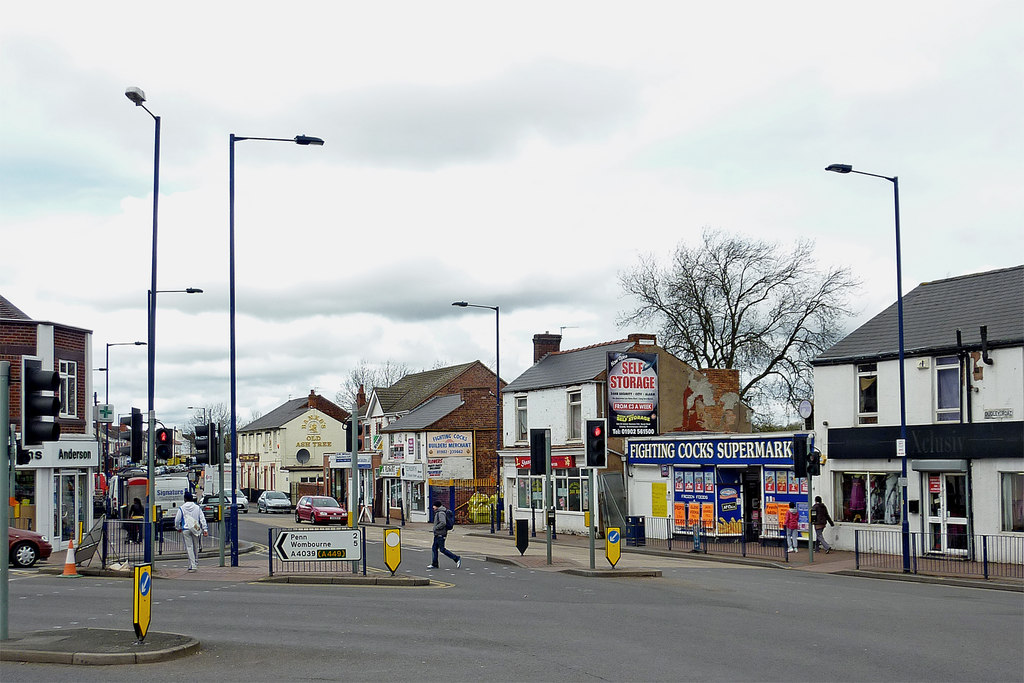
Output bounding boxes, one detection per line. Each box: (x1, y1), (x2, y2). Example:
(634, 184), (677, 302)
(742, 467), (761, 541)
(53, 471), (86, 546)
(926, 472), (969, 555)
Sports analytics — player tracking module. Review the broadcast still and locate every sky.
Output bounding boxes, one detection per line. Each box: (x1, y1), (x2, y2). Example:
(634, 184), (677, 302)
(2, 1), (1022, 431)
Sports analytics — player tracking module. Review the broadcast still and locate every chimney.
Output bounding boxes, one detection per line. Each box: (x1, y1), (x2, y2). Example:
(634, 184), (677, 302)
(357, 384), (367, 409)
(533, 332), (562, 363)
(628, 333), (657, 347)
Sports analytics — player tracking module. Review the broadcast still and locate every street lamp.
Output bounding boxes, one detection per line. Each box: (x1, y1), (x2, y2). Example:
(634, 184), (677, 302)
(452, 301), (502, 533)
(826, 162), (910, 574)
(104, 341), (146, 480)
(229, 132), (324, 565)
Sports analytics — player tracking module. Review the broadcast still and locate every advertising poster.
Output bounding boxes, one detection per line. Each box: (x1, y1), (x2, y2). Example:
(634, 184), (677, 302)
(776, 470), (787, 495)
(688, 502), (701, 526)
(674, 502), (687, 529)
(701, 503), (715, 528)
(765, 470), (776, 493)
(607, 351), (658, 436)
(716, 485), (742, 535)
(684, 471), (694, 493)
(695, 472), (704, 493)
(704, 470), (714, 493)
(652, 482), (668, 518)
(788, 471), (799, 494)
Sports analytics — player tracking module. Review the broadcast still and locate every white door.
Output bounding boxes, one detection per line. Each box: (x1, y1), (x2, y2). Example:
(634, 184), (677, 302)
(925, 473), (969, 555)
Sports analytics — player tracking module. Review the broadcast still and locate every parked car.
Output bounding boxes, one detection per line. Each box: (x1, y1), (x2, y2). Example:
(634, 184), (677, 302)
(201, 490), (249, 521)
(295, 496), (347, 525)
(9, 527), (53, 568)
(257, 490), (291, 513)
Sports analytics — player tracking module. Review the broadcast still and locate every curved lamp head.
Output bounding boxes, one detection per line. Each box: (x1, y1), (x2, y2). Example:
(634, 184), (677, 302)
(295, 135), (325, 146)
(452, 301), (469, 307)
(825, 163), (853, 174)
(125, 87), (146, 106)
(185, 288), (204, 294)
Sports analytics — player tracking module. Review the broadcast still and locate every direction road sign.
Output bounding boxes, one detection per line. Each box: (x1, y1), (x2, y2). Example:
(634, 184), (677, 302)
(606, 527), (621, 568)
(274, 529), (361, 562)
(133, 563), (152, 641)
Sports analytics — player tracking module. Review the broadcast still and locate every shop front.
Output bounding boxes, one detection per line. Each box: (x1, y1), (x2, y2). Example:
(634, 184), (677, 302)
(507, 452), (593, 535)
(327, 452), (374, 521)
(402, 463), (427, 523)
(625, 434), (810, 544)
(13, 438), (99, 551)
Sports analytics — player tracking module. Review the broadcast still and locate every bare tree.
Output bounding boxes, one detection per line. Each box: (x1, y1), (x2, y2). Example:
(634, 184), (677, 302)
(618, 229), (860, 415)
(335, 360), (412, 407)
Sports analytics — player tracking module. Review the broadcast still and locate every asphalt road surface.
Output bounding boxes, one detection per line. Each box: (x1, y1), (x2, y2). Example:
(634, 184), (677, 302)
(3, 517), (1021, 682)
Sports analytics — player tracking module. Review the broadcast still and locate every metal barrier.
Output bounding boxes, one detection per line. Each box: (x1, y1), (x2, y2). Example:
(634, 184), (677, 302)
(854, 528), (1024, 579)
(98, 519), (221, 569)
(641, 517), (789, 562)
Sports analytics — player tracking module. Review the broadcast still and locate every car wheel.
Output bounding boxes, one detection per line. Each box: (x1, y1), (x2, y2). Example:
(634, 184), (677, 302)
(295, 512), (302, 524)
(11, 541), (39, 568)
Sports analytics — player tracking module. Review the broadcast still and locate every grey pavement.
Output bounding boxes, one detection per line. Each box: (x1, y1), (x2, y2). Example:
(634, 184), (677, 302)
(4, 519), (1020, 664)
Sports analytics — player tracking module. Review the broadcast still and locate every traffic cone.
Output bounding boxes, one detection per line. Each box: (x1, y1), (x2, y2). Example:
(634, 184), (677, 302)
(61, 538), (80, 577)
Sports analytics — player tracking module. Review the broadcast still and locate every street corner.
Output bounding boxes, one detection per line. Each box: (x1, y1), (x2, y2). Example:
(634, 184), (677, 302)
(0, 628), (200, 665)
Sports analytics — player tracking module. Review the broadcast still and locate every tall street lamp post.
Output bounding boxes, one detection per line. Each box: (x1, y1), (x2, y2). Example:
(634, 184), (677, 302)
(229, 133), (324, 565)
(451, 301), (501, 533)
(104, 341), (146, 479)
(825, 163), (910, 574)
(125, 86), (162, 564)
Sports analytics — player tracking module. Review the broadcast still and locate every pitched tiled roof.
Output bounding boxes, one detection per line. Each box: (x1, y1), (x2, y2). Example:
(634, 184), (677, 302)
(0, 294), (31, 320)
(240, 393), (349, 432)
(374, 362), (478, 413)
(503, 340), (635, 393)
(380, 394), (464, 432)
(814, 265), (1024, 365)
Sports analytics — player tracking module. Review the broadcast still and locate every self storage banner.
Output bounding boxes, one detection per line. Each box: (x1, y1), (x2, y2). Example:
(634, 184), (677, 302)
(607, 351), (658, 437)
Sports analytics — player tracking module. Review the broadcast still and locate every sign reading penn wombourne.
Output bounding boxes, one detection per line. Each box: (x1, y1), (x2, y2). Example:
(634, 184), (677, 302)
(607, 351), (658, 437)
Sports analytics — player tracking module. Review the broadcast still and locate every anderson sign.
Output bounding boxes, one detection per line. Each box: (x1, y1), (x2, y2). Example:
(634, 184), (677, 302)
(16, 440), (99, 469)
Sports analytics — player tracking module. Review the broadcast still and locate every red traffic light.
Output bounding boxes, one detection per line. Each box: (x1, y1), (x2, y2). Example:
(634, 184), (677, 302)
(591, 424), (603, 437)
(156, 428), (171, 444)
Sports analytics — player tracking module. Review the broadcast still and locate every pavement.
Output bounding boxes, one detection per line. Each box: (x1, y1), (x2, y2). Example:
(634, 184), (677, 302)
(4, 519), (1021, 665)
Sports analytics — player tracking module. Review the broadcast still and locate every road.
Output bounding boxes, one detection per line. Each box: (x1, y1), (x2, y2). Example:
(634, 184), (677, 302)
(3, 514), (1022, 682)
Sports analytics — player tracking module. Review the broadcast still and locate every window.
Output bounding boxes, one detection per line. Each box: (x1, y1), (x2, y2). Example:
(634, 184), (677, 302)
(517, 469), (588, 512)
(567, 390), (582, 441)
(834, 471), (901, 524)
(1001, 473), (1024, 532)
(58, 360), (77, 418)
(857, 363), (877, 425)
(515, 396), (528, 442)
(935, 356), (961, 422)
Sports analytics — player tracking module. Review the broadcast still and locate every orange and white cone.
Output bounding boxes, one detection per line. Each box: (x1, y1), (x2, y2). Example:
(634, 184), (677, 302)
(61, 538), (80, 577)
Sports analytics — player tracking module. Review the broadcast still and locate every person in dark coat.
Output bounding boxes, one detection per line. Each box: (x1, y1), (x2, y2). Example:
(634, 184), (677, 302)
(428, 501), (461, 570)
(811, 495), (835, 553)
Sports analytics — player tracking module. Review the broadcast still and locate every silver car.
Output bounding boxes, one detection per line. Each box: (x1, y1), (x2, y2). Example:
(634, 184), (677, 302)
(257, 490), (291, 513)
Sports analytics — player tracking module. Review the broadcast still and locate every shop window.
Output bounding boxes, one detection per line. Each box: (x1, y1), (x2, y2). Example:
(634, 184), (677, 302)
(567, 390), (582, 441)
(59, 360), (78, 418)
(935, 356), (960, 422)
(1001, 472), (1024, 532)
(857, 363), (877, 425)
(518, 469), (588, 512)
(515, 396), (528, 443)
(834, 472), (901, 524)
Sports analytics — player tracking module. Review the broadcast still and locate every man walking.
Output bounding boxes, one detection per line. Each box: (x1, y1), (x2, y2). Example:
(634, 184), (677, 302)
(810, 495), (835, 553)
(428, 500), (461, 569)
(175, 491), (208, 571)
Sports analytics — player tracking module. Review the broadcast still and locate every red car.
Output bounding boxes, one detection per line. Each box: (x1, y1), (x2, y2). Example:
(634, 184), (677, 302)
(8, 527), (53, 568)
(295, 496), (347, 525)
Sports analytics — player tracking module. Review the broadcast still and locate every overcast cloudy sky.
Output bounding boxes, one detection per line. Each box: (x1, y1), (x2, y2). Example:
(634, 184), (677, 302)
(2, 1), (1021, 429)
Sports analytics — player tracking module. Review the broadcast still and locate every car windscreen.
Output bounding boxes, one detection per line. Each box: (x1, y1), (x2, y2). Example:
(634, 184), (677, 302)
(312, 497), (339, 507)
(266, 492), (287, 500)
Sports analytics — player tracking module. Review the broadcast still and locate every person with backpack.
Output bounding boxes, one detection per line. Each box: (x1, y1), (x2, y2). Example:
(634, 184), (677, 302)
(428, 500), (461, 570)
(174, 491), (208, 572)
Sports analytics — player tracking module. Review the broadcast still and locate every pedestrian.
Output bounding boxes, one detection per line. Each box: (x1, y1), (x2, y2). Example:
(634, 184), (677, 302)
(174, 491), (208, 572)
(428, 501), (461, 570)
(785, 502), (800, 552)
(810, 495), (835, 553)
(128, 497), (144, 543)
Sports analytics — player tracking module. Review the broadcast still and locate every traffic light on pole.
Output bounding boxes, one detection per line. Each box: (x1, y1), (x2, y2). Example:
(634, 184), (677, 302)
(807, 448), (821, 476)
(155, 428), (172, 460)
(194, 422), (212, 465)
(792, 434), (809, 479)
(584, 418), (607, 468)
(21, 357), (61, 446)
(130, 408), (143, 463)
(529, 428), (547, 476)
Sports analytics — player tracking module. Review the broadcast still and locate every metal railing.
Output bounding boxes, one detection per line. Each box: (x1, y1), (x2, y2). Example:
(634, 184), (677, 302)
(855, 528), (1024, 580)
(637, 517), (790, 562)
(98, 519), (221, 569)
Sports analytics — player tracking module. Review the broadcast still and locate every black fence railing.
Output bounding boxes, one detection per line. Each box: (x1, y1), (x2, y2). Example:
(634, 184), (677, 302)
(855, 529), (1024, 580)
(637, 517), (791, 562)
(98, 520), (223, 569)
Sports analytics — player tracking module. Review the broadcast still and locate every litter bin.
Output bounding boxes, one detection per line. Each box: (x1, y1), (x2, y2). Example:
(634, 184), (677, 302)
(625, 516), (646, 547)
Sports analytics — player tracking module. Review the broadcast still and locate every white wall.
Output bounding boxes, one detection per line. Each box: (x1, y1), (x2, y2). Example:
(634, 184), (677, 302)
(502, 383), (600, 447)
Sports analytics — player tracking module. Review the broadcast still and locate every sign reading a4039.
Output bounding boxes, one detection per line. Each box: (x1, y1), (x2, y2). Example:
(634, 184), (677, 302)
(274, 529), (361, 562)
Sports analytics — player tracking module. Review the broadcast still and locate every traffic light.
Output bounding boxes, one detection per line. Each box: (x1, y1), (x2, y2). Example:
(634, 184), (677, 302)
(194, 422), (215, 465)
(130, 408), (143, 463)
(807, 448), (822, 476)
(792, 434), (809, 478)
(529, 428), (547, 476)
(155, 428), (172, 460)
(585, 418), (607, 468)
(21, 357), (61, 446)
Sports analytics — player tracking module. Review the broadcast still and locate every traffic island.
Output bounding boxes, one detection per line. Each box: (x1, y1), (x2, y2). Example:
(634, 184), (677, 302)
(563, 568), (662, 578)
(258, 574), (429, 586)
(0, 628), (200, 665)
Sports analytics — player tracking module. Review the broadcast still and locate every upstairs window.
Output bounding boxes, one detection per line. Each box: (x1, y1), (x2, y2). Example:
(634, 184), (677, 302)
(567, 390), (582, 441)
(58, 360), (77, 418)
(857, 363), (877, 425)
(935, 356), (961, 422)
(515, 396), (528, 442)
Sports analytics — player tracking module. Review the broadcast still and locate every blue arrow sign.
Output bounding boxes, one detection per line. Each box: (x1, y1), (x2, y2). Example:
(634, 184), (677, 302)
(608, 529), (619, 544)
